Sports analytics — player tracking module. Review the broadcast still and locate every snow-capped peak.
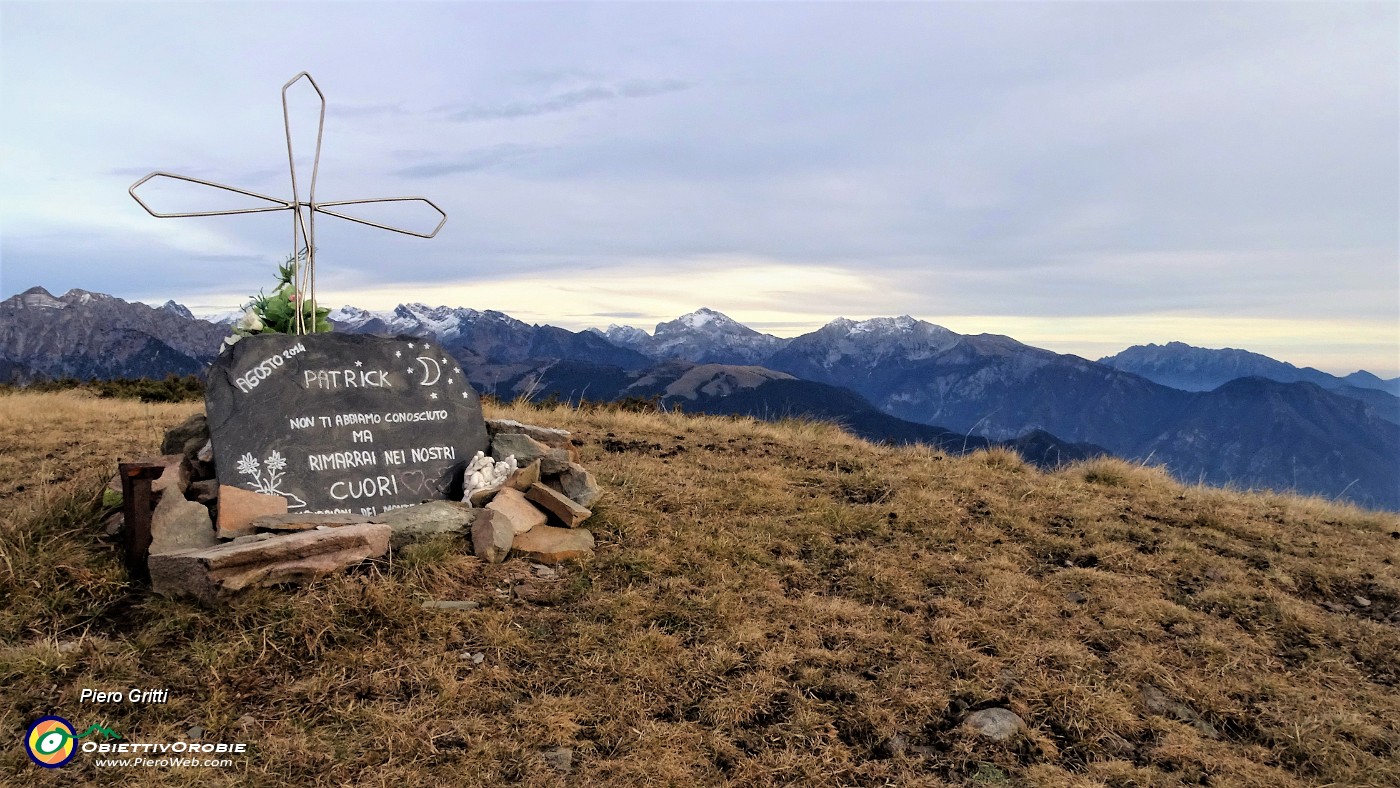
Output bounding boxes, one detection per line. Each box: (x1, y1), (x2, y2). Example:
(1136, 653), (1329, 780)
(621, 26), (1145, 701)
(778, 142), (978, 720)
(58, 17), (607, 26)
(825, 315), (946, 336)
(605, 323), (652, 339)
(656, 308), (751, 337)
(328, 305), (373, 322)
(61, 288), (109, 304)
(391, 303), (464, 337)
(815, 315), (960, 359)
(850, 315), (918, 334)
(160, 300), (195, 320)
(677, 307), (729, 330)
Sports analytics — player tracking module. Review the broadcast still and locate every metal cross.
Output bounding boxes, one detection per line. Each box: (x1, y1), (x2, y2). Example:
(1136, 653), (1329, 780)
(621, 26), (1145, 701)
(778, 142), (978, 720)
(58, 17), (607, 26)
(128, 72), (447, 334)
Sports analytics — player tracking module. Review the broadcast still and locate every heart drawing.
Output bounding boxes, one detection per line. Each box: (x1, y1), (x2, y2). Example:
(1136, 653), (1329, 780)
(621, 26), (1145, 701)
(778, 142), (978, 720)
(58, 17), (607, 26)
(399, 470), (427, 493)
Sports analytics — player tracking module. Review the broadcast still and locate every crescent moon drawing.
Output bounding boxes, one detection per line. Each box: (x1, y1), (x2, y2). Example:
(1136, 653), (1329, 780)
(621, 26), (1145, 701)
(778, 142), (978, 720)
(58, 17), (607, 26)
(415, 356), (442, 386)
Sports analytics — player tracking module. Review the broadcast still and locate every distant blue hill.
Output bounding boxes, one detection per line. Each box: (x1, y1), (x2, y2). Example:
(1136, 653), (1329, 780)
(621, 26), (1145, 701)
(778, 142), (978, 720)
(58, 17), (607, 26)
(1100, 341), (1399, 424)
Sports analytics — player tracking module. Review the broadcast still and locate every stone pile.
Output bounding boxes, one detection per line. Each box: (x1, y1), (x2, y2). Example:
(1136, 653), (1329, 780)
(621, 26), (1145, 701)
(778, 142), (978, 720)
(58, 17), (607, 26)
(112, 414), (600, 603)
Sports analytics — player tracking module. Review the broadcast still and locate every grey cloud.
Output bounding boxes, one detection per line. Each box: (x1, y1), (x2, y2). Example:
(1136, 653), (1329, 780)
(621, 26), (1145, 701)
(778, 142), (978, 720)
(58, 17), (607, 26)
(328, 103), (408, 118)
(511, 68), (605, 87)
(443, 79), (690, 122)
(192, 253), (268, 264)
(109, 165), (217, 178)
(617, 79), (691, 98)
(391, 143), (542, 179)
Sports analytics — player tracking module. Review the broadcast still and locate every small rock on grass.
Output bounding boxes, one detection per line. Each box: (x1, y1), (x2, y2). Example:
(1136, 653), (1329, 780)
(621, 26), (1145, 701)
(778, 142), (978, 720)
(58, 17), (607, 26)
(550, 463), (600, 508)
(471, 510), (513, 564)
(541, 747), (573, 773)
(149, 490), (217, 555)
(877, 733), (908, 758)
(468, 486), (500, 506)
(512, 526), (595, 564)
(378, 500), (475, 547)
(490, 433), (552, 466)
(959, 708), (1024, 742)
(487, 419), (572, 449)
(486, 487), (547, 535)
(150, 523), (389, 603)
(505, 459), (541, 492)
(1139, 683), (1217, 738)
(421, 600), (480, 611)
(513, 583), (543, 603)
(103, 512), (124, 536)
(216, 485), (288, 538)
(525, 482), (591, 527)
(1102, 732), (1136, 757)
(540, 448), (571, 475)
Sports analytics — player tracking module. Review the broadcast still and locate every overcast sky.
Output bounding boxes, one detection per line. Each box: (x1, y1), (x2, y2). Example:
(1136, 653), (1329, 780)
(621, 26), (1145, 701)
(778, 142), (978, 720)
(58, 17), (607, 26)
(2, 1), (1396, 375)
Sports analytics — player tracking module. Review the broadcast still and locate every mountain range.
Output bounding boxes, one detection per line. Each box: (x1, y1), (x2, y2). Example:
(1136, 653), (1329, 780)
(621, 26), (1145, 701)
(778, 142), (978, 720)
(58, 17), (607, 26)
(3, 287), (1396, 509)
(1101, 341), (1400, 413)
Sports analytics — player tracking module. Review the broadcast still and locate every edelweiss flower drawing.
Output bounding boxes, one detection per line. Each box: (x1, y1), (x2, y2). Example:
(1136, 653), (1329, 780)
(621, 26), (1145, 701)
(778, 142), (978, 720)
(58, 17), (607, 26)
(236, 450), (305, 508)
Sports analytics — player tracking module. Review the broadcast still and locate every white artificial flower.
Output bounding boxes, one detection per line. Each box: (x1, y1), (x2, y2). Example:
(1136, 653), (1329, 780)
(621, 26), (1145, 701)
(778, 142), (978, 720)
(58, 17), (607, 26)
(237, 309), (265, 332)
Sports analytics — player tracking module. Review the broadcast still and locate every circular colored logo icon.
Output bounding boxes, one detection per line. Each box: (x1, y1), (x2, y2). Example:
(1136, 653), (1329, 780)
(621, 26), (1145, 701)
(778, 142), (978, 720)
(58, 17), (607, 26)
(26, 716), (77, 768)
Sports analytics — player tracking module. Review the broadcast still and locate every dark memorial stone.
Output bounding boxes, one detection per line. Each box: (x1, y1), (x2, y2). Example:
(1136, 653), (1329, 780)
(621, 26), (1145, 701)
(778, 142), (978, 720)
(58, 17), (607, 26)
(205, 333), (489, 515)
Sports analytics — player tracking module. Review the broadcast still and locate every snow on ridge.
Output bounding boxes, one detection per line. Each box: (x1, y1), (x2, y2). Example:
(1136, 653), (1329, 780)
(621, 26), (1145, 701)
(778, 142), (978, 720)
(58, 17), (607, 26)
(606, 323), (651, 339)
(678, 308), (724, 329)
(849, 315), (918, 334)
(20, 289), (66, 309)
(328, 306), (370, 321)
(202, 309), (244, 326)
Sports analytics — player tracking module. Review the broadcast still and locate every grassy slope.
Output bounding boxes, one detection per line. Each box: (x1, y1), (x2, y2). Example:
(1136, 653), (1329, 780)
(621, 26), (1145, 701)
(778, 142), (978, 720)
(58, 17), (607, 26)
(1, 390), (1397, 787)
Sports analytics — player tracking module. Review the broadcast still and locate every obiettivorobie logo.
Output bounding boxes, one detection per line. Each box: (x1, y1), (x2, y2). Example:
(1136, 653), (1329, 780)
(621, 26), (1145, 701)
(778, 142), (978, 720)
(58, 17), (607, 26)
(25, 715), (246, 770)
(25, 717), (122, 768)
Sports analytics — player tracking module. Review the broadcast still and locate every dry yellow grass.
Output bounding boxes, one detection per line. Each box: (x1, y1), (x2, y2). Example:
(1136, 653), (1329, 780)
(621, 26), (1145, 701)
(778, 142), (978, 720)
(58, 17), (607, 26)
(1, 392), (1397, 786)
(0, 391), (200, 526)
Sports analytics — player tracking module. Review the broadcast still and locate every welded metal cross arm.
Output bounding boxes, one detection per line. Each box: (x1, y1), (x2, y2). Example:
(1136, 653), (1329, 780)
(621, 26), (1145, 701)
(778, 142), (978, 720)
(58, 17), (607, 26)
(314, 197), (448, 238)
(128, 172), (293, 218)
(128, 175), (446, 238)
